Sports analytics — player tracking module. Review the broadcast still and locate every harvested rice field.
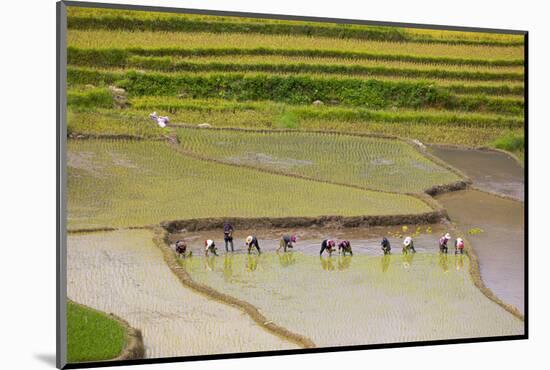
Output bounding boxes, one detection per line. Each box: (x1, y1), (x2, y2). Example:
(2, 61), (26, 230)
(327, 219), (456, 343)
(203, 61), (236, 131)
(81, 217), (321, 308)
(67, 139), (432, 229)
(67, 229), (298, 358)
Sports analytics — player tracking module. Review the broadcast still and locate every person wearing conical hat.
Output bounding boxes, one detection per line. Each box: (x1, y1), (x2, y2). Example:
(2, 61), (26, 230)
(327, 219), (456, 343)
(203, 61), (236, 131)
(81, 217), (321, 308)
(204, 239), (218, 256)
(403, 236), (416, 254)
(245, 235), (261, 255)
(439, 233), (451, 254)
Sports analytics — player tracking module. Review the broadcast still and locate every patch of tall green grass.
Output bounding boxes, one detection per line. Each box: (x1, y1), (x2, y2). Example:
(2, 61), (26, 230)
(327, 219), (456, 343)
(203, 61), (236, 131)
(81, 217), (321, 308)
(67, 87), (114, 109)
(67, 68), (523, 115)
(493, 133), (525, 152)
(67, 301), (126, 363)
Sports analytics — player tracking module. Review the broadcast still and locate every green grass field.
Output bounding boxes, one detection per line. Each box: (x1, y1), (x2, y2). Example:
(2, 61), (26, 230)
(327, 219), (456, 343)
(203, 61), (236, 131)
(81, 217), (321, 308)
(175, 128), (462, 193)
(67, 301), (126, 363)
(67, 139), (432, 229)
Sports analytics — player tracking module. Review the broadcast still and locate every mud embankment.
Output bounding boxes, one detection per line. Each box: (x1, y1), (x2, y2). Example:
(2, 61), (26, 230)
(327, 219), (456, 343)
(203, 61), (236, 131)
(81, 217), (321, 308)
(153, 228), (316, 349)
(161, 212), (445, 234)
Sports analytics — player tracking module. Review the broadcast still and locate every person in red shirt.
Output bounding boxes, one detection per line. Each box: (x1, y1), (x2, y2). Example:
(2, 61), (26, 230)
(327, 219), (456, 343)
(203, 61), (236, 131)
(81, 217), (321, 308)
(455, 237), (465, 255)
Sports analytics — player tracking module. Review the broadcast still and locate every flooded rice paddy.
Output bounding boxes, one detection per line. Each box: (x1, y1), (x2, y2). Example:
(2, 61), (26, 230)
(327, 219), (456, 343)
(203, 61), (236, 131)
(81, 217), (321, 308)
(430, 146), (524, 201)
(67, 140), (431, 230)
(181, 250), (523, 347)
(67, 229), (298, 359)
(437, 190), (525, 313)
(431, 146), (524, 314)
(169, 225), (449, 256)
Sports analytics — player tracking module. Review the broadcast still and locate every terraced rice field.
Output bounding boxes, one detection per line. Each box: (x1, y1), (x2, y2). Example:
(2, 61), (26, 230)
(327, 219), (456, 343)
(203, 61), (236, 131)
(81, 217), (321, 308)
(67, 230), (298, 358)
(182, 252), (523, 346)
(65, 5), (525, 362)
(67, 139), (432, 229)
(176, 128), (462, 193)
(66, 7), (525, 153)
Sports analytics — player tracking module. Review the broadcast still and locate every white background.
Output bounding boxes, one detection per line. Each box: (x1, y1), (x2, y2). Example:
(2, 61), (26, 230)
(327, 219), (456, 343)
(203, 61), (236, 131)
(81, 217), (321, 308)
(0, 0), (546, 369)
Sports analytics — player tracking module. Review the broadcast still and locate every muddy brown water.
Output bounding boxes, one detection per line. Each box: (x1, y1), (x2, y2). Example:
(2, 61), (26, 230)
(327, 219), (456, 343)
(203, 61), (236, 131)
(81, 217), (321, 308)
(67, 230), (298, 359)
(437, 189), (524, 313)
(169, 224), (449, 257)
(430, 146), (524, 201)
(430, 146), (525, 314)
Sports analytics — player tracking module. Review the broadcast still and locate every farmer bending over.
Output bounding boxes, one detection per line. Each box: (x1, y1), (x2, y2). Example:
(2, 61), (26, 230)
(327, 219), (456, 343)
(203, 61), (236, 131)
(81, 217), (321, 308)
(245, 235), (261, 254)
(320, 239), (336, 256)
(175, 240), (191, 258)
(338, 240), (353, 256)
(403, 236), (416, 254)
(277, 235), (297, 253)
(223, 221), (234, 252)
(204, 239), (218, 256)
(381, 237), (391, 255)
(439, 233), (451, 254)
(455, 237), (465, 255)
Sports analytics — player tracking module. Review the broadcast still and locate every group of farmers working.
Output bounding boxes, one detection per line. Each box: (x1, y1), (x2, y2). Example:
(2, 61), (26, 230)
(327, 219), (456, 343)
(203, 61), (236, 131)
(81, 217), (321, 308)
(174, 222), (466, 257)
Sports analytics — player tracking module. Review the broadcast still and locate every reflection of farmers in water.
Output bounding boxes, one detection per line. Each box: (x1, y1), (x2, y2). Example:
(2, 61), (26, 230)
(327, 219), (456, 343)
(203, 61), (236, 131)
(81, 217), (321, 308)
(277, 234), (297, 253)
(223, 254), (234, 280)
(204, 239), (218, 256)
(455, 254), (465, 271)
(277, 252), (296, 267)
(455, 237), (465, 255)
(320, 239), (336, 256)
(204, 255), (217, 271)
(338, 255), (352, 270)
(439, 233), (451, 254)
(245, 235), (261, 254)
(338, 240), (353, 256)
(246, 254), (259, 272)
(381, 237), (391, 255)
(402, 236), (416, 254)
(439, 253), (449, 273)
(320, 256), (335, 271)
(223, 222), (234, 252)
(401, 252), (415, 269)
(381, 254), (391, 272)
